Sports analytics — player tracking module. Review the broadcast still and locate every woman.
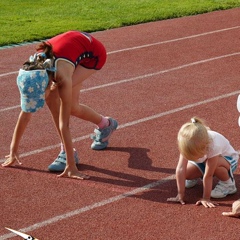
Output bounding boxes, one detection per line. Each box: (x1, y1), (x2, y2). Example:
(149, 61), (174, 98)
(3, 31), (118, 180)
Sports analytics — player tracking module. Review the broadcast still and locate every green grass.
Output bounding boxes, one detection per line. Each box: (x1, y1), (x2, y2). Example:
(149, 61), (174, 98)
(0, 0), (240, 46)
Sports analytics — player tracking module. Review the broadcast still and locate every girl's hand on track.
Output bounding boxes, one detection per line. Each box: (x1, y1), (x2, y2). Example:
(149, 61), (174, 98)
(167, 195), (185, 205)
(196, 199), (218, 208)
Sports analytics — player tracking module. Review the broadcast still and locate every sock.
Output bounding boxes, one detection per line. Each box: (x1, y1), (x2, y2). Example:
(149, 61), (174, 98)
(97, 116), (109, 129)
(60, 142), (65, 152)
(222, 178), (233, 184)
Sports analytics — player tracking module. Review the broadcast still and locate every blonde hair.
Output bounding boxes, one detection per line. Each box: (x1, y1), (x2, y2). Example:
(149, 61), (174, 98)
(177, 117), (210, 160)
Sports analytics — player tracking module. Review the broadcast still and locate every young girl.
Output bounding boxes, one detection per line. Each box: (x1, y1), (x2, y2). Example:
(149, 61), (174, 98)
(167, 117), (239, 208)
(2, 31), (118, 180)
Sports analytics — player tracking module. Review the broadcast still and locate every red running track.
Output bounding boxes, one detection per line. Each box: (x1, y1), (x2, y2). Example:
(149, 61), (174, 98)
(0, 8), (240, 240)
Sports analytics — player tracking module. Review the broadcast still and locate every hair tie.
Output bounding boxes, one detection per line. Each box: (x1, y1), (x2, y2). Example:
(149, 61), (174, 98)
(37, 52), (46, 58)
(191, 118), (196, 123)
(26, 52), (55, 72)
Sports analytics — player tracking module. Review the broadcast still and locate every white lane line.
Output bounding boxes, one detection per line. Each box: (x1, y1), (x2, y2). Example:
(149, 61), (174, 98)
(0, 25), (239, 78)
(1, 52), (240, 113)
(1, 89), (240, 163)
(107, 26), (240, 54)
(0, 71), (18, 77)
(0, 105), (20, 112)
(81, 52), (240, 92)
(0, 175), (175, 239)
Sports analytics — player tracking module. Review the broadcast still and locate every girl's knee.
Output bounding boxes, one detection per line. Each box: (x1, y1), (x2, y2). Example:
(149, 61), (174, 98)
(218, 156), (231, 170)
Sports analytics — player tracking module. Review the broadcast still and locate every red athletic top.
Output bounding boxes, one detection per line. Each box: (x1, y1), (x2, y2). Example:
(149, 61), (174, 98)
(47, 31), (107, 70)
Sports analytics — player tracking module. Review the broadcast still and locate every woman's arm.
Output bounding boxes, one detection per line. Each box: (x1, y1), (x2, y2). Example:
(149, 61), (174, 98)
(54, 60), (89, 179)
(2, 111), (32, 166)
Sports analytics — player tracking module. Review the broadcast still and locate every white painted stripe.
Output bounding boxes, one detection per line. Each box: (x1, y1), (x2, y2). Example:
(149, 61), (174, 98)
(1, 52), (240, 113)
(107, 26), (240, 55)
(0, 71), (18, 77)
(0, 105), (20, 112)
(0, 175), (175, 239)
(81, 52), (240, 92)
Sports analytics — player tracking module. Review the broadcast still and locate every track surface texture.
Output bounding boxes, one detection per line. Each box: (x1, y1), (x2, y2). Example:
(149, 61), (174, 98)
(1, 8), (240, 240)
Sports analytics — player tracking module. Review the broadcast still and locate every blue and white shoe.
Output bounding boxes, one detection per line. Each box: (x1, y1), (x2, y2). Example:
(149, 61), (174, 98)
(185, 179), (198, 188)
(211, 180), (237, 198)
(91, 118), (118, 150)
(48, 149), (79, 172)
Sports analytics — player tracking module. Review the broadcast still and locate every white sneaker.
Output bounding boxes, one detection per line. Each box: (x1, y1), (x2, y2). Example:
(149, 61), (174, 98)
(185, 179), (198, 188)
(211, 180), (237, 198)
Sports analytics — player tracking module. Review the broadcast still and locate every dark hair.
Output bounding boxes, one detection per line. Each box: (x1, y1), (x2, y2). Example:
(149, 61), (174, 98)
(23, 42), (54, 71)
(36, 41), (53, 59)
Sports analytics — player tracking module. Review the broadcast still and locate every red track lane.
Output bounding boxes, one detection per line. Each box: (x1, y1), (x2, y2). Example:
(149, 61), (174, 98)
(1, 8), (240, 240)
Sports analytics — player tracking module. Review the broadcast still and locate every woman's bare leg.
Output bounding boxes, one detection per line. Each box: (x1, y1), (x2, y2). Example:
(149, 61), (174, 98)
(71, 66), (102, 124)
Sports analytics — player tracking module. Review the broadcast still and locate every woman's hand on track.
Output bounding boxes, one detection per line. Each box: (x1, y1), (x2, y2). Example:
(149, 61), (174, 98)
(2, 153), (22, 167)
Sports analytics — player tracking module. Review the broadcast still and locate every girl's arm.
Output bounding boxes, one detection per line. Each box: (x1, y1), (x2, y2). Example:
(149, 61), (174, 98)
(2, 111), (32, 166)
(196, 156), (218, 208)
(167, 154), (188, 204)
(202, 157), (218, 199)
(176, 154), (188, 200)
